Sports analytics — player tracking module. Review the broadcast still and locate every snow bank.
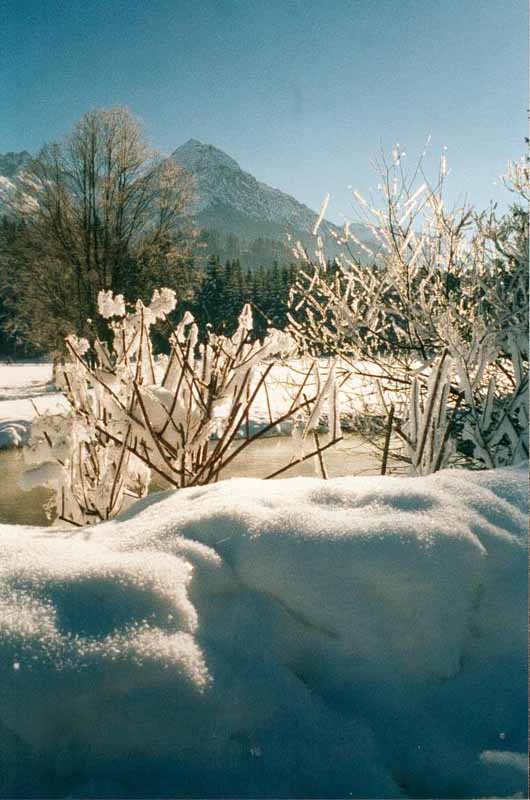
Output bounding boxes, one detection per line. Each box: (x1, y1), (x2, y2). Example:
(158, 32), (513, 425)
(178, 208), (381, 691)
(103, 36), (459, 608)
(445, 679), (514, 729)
(0, 420), (30, 449)
(0, 464), (527, 798)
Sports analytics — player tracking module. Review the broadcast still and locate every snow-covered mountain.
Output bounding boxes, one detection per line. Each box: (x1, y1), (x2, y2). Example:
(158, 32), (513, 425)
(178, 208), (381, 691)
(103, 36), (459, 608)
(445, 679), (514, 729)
(172, 139), (326, 237)
(0, 151), (32, 213)
(0, 175), (16, 205)
(171, 139), (370, 254)
(0, 151), (31, 180)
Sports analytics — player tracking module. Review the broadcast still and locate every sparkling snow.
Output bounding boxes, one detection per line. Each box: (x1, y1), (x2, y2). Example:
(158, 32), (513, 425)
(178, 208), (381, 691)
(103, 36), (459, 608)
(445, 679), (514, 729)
(0, 464), (527, 798)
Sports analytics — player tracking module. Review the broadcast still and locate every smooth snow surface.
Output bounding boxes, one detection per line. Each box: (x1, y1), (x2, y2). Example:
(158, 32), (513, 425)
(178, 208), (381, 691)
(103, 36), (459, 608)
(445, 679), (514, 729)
(0, 464), (527, 798)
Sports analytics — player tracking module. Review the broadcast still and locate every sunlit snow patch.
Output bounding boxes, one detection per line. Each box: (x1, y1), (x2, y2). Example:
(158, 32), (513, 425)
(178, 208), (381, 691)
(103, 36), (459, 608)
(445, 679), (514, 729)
(0, 464), (527, 798)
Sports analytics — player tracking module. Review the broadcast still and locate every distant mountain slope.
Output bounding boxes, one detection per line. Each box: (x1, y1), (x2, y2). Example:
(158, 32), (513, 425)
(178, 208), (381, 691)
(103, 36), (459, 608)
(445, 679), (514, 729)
(172, 139), (325, 237)
(171, 139), (372, 257)
(171, 139), (374, 259)
(0, 151), (32, 211)
(0, 142), (372, 262)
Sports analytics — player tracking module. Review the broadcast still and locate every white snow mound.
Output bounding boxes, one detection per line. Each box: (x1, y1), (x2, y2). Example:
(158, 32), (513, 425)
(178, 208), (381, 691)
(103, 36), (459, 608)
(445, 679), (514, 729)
(0, 465), (527, 798)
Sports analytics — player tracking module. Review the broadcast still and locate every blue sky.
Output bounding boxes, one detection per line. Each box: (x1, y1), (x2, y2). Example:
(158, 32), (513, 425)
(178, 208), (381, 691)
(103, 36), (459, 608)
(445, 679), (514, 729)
(2, 0), (527, 221)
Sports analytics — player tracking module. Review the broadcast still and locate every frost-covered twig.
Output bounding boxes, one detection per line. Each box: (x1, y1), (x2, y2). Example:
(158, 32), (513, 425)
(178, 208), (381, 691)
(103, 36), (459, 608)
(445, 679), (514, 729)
(288, 149), (529, 473)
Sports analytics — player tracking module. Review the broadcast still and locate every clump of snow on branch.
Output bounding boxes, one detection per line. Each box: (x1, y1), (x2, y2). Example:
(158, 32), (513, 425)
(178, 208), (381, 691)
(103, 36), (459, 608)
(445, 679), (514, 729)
(97, 290), (126, 319)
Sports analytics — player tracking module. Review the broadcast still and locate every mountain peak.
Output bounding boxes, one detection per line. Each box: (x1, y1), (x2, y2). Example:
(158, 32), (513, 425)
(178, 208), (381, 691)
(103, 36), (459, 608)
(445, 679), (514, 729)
(169, 139), (332, 239)
(172, 139), (242, 174)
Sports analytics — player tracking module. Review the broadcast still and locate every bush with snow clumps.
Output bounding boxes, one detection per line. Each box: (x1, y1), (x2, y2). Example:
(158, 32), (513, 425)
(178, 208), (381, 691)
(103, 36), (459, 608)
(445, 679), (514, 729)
(22, 289), (341, 525)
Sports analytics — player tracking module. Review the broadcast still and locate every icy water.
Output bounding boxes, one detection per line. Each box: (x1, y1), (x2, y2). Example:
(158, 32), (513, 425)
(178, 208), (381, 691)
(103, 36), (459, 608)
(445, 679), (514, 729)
(0, 449), (53, 526)
(0, 434), (385, 526)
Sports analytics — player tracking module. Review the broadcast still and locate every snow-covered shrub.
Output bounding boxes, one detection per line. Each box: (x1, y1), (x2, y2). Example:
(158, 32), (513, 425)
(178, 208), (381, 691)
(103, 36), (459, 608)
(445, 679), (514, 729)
(23, 289), (341, 525)
(289, 149), (528, 473)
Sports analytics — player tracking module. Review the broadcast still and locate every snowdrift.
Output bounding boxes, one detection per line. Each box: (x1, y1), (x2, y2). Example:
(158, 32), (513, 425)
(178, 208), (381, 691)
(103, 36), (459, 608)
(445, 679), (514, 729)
(0, 465), (527, 798)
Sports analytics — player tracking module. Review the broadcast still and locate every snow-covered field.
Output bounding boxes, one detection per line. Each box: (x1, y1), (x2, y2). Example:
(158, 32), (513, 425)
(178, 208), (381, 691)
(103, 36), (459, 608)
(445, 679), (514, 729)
(0, 464), (527, 798)
(0, 363), (65, 449)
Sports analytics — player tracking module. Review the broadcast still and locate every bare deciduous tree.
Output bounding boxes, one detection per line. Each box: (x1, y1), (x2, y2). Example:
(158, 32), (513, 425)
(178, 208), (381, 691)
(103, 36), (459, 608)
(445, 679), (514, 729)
(5, 107), (194, 348)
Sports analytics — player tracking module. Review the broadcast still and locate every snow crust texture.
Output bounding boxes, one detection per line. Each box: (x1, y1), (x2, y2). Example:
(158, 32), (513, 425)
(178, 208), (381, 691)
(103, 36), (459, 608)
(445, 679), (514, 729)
(0, 465), (527, 798)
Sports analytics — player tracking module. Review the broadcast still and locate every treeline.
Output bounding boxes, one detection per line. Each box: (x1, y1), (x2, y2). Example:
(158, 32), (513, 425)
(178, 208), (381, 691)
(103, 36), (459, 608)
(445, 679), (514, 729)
(0, 213), (303, 356)
(197, 229), (293, 271)
(194, 256), (299, 339)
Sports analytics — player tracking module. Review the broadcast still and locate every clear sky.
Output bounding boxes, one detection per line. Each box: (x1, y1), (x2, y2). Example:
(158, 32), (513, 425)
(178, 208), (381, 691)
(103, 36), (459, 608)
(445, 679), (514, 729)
(2, 0), (527, 221)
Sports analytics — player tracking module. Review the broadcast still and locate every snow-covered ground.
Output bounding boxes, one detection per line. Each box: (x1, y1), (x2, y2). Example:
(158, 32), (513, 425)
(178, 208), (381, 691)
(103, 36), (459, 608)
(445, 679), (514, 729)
(0, 464), (527, 798)
(0, 363), (65, 448)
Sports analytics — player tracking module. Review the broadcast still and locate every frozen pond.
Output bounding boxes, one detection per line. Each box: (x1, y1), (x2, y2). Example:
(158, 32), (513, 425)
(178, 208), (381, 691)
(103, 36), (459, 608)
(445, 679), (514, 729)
(0, 433), (387, 526)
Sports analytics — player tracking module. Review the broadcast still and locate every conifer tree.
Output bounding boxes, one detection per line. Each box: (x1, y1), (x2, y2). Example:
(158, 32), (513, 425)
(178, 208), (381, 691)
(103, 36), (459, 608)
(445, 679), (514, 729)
(197, 254), (224, 332)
